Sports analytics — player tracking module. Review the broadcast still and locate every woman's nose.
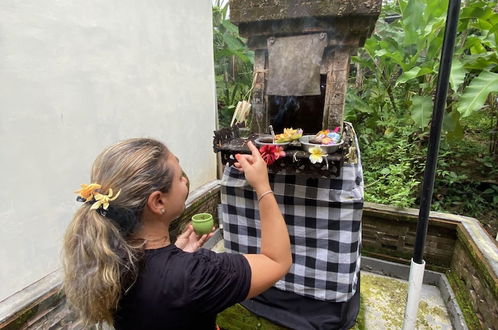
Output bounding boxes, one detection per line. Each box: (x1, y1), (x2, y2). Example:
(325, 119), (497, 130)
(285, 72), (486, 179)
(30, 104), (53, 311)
(182, 170), (190, 193)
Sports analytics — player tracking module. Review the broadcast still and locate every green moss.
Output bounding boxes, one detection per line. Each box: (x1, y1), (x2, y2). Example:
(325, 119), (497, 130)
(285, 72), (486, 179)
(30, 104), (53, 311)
(4, 308), (37, 330)
(446, 270), (483, 330)
(216, 304), (288, 330)
(360, 273), (451, 329)
(416, 300), (448, 329)
(361, 272), (407, 329)
(3, 290), (64, 330)
(455, 228), (498, 298)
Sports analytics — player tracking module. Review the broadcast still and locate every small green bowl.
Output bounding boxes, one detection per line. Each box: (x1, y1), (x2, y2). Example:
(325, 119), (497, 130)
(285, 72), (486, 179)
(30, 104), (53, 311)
(191, 213), (214, 235)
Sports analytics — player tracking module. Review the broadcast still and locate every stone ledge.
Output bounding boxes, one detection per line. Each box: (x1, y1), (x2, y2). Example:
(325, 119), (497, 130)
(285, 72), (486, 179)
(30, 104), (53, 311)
(0, 270), (62, 329)
(230, 0), (383, 24)
(364, 202), (498, 278)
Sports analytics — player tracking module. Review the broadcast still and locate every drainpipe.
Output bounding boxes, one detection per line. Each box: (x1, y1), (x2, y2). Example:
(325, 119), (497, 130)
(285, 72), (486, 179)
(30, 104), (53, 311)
(402, 0), (461, 329)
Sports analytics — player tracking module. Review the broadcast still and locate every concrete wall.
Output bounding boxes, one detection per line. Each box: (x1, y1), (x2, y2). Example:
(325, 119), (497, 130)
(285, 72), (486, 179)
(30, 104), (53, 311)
(0, 0), (217, 301)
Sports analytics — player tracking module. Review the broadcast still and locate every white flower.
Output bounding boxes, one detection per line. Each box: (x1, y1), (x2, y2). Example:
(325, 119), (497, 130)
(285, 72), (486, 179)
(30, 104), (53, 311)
(309, 147), (327, 164)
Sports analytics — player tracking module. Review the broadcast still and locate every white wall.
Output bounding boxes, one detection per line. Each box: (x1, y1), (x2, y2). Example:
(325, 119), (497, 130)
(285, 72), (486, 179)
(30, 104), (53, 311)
(0, 1), (217, 301)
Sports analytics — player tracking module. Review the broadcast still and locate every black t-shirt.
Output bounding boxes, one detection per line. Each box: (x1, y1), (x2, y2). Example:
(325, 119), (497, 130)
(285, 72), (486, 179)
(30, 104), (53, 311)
(114, 245), (251, 330)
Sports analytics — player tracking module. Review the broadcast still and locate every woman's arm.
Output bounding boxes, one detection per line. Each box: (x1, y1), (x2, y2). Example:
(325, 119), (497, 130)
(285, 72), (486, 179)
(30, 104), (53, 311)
(234, 142), (292, 299)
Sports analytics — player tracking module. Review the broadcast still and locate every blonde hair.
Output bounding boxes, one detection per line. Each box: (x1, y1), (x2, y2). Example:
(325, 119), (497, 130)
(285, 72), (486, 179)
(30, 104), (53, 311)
(62, 138), (173, 327)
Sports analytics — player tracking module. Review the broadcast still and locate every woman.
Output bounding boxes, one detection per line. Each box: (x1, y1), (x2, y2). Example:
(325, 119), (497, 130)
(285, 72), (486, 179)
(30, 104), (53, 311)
(62, 138), (291, 329)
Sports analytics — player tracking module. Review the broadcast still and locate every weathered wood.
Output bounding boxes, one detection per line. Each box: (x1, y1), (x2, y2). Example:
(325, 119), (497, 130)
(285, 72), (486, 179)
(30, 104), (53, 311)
(323, 47), (351, 130)
(250, 49), (268, 133)
(230, 0), (383, 24)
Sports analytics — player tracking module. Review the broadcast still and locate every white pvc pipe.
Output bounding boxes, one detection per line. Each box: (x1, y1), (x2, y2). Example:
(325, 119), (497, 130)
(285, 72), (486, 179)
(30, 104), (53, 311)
(402, 258), (426, 330)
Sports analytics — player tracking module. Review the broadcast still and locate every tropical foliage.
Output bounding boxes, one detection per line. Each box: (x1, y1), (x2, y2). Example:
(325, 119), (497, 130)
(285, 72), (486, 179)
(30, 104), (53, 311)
(347, 0), (498, 234)
(212, 1), (254, 127)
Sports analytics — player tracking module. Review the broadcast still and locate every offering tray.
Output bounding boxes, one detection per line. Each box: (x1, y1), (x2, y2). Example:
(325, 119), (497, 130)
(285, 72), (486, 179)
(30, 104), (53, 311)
(213, 124), (357, 178)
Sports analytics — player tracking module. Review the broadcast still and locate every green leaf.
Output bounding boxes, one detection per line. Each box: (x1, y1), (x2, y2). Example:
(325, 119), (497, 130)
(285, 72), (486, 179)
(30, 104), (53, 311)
(403, 0), (426, 45)
(457, 71), (498, 117)
(411, 96), (433, 129)
(465, 36), (487, 54)
(462, 52), (498, 70)
(477, 19), (493, 31)
(221, 20), (239, 34)
(374, 49), (388, 57)
(443, 110), (464, 141)
(422, 17), (445, 39)
(424, 0), (447, 20)
(397, 67), (420, 85)
(449, 58), (466, 92)
(222, 34), (244, 52)
(460, 4), (488, 20)
(398, 0), (408, 14)
(396, 66), (434, 86)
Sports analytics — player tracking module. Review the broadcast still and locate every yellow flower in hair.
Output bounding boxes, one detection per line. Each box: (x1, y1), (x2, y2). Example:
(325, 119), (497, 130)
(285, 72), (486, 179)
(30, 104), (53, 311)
(75, 183), (101, 201)
(91, 188), (121, 210)
(309, 147), (327, 164)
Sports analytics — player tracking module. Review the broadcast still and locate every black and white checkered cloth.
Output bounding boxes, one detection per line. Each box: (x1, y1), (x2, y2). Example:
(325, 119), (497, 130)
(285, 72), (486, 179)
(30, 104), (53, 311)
(220, 134), (364, 302)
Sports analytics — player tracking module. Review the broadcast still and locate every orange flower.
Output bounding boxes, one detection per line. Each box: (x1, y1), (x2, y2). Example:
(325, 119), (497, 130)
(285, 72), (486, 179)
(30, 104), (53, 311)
(75, 183), (101, 201)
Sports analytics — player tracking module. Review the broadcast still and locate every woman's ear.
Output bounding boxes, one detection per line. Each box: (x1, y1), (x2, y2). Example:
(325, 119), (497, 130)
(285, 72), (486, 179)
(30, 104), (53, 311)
(146, 191), (166, 215)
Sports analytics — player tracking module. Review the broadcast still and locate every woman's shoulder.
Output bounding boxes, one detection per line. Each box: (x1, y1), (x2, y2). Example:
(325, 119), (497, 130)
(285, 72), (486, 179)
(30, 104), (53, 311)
(144, 245), (222, 270)
(144, 245), (248, 278)
(144, 244), (217, 261)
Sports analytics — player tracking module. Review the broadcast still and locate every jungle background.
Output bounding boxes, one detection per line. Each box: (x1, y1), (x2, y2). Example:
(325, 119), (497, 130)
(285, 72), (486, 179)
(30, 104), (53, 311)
(212, 0), (498, 238)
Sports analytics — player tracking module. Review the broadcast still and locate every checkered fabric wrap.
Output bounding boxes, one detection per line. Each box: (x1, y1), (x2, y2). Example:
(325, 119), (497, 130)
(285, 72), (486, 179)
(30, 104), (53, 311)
(220, 142), (364, 302)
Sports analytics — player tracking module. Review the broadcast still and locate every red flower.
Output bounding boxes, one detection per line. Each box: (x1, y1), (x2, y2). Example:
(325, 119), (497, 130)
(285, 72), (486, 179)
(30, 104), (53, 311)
(259, 145), (286, 165)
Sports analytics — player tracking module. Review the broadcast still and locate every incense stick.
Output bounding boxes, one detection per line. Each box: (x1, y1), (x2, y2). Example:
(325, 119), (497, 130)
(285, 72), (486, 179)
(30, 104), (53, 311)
(269, 125), (276, 143)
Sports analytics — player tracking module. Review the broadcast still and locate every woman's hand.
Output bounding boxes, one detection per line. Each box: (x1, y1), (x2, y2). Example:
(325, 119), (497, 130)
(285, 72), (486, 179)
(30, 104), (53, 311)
(234, 141), (271, 194)
(175, 224), (214, 252)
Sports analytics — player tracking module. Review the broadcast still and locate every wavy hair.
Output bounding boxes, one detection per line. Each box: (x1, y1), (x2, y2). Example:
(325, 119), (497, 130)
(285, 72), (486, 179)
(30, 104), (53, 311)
(62, 138), (174, 327)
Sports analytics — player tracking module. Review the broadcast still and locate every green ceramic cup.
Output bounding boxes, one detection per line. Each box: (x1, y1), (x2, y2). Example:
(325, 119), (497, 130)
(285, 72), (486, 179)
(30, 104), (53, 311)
(191, 213), (214, 235)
